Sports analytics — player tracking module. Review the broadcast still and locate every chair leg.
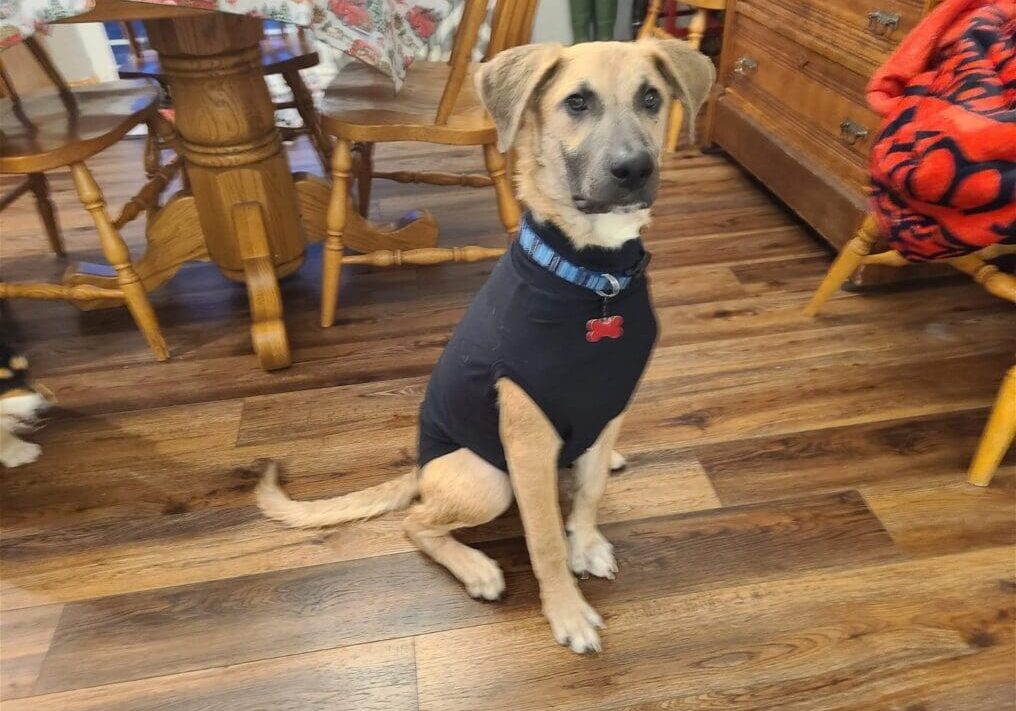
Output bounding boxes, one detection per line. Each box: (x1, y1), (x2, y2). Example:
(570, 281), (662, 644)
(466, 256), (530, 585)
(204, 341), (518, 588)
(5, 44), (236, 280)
(803, 214), (880, 316)
(69, 162), (169, 361)
(687, 8), (707, 49)
(284, 69), (332, 171)
(483, 143), (520, 237)
(143, 120), (164, 223)
(321, 139), (352, 328)
(968, 366), (1016, 487)
(356, 142), (374, 218)
(665, 101), (683, 152)
(27, 173), (63, 256)
(947, 254), (1016, 303)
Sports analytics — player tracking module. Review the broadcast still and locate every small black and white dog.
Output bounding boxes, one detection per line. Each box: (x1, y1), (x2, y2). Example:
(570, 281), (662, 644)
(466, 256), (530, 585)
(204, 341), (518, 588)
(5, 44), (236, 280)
(0, 344), (52, 468)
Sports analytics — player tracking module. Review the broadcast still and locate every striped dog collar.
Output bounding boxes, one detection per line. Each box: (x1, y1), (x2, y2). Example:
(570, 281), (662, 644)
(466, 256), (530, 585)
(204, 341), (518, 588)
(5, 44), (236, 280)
(517, 219), (649, 297)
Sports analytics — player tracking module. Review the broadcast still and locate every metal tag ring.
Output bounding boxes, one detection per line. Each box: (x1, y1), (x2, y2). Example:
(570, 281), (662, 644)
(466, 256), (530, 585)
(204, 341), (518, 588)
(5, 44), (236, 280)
(595, 273), (622, 299)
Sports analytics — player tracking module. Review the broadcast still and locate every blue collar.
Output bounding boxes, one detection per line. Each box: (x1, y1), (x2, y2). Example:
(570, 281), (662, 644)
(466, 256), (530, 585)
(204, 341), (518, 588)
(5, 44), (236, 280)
(517, 219), (650, 297)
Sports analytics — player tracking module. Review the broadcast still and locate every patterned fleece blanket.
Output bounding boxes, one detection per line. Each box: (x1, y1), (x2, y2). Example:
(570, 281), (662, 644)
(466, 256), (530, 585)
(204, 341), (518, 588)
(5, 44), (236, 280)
(867, 0), (1015, 261)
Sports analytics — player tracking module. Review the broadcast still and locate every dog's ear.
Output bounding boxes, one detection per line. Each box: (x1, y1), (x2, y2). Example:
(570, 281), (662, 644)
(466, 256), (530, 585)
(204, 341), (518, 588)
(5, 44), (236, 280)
(475, 44), (563, 152)
(644, 39), (716, 142)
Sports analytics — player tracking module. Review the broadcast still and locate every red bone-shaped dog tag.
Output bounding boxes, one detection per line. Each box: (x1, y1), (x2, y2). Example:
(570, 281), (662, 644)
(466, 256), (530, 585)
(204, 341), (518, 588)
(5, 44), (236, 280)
(586, 315), (624, 342)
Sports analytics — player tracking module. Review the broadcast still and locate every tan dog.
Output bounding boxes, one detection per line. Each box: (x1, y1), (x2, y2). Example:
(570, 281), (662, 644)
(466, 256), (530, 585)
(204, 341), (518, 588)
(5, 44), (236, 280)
(257, 40), (715, 654)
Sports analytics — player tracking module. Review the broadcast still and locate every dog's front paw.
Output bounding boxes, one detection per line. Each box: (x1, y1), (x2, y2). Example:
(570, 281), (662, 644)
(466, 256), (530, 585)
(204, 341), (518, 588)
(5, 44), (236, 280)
(0, 439), (42, 468)
(569, 528), (618, 580)
(543, 589), (604, 654)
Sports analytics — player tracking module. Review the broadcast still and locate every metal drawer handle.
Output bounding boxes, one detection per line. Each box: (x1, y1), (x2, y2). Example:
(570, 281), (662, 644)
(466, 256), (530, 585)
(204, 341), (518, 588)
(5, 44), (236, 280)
(866, 9), (901, 37)
(733, 55), (758, 76)
(839, 120), (869, 146)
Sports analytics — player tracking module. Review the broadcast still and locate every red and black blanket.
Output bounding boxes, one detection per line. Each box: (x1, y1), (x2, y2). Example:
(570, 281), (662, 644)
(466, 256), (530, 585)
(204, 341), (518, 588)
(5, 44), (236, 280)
(867, 0), (1015, 261)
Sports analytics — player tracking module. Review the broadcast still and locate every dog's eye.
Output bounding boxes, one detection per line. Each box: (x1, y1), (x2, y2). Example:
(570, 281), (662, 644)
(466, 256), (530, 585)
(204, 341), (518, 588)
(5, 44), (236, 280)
(643, 88), (662, 111)
(565, 94), (588, 114)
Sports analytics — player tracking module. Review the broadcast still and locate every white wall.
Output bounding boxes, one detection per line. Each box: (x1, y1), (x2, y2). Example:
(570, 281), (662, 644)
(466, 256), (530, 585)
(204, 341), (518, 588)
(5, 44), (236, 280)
(44, 24), (117, 84)
(531, 0), (574, 44)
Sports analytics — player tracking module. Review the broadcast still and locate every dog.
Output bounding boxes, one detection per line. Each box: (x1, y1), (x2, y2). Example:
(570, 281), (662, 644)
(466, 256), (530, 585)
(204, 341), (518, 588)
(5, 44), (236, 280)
(257, 39), (715, 654)
(0, 344), (52, 468)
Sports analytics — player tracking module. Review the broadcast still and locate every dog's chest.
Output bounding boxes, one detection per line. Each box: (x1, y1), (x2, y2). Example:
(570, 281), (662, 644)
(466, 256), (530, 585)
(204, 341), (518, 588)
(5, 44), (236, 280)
(422, 247), (658, 469)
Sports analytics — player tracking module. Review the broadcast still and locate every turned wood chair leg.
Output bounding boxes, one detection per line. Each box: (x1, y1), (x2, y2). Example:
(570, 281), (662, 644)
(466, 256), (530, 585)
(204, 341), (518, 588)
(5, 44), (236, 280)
(321, 139), (352, 328)
(27, 173), (63, 256)
(687, 8), (707, 49)
(143, 120), (163, 223)
(483, 143), (520, 237)
(357, 141), (374, 218)
(284, 68), (332, 171)
(665, 101), (684, 152)
(804, 214), (881, 316)
(948, 254), (1016, 304)
(70, 162), (169, 361)
(968, 366), (1016, 487)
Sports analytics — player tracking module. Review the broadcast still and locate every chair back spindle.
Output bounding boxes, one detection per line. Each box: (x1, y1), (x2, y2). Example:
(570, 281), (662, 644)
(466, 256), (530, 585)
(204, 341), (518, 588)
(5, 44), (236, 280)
(436, 0), (537, 126)
(435, 0), (490, 125)
(486, 0), (538, 59)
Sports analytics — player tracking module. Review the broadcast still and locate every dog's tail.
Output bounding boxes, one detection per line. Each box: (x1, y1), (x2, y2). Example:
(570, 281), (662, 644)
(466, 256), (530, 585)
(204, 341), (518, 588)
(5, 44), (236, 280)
(255, 461), (419, 528)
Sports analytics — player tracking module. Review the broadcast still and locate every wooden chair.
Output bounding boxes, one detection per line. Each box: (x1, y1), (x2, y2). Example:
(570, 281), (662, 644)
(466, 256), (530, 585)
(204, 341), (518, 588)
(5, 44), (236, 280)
(316, 0), (538, 328)
(0, 38), (170, 361)
(0, 39), (66, 257)
(117, 26), (332, 170)
(804, 214), (1016, 486)
(120, 22), (145, 64)
(637, 0), (723, 151)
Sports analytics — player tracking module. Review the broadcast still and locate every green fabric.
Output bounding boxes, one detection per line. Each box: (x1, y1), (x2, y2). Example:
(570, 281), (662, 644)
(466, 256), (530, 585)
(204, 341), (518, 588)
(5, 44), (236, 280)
(570, 0), (593, 43)
(594, 0), (617, 40)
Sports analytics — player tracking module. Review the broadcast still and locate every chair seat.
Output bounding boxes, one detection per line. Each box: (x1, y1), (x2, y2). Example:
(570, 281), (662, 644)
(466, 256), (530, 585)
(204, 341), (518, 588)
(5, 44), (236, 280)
(118, 33), (319, 82)
(320, 61), (496, 145)
(1, 79), (160, 174)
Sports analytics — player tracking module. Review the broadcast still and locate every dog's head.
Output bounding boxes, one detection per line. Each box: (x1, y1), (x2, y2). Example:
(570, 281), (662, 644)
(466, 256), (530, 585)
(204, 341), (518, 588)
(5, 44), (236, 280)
(0, 346), (52, 430)
(476, 40), (715, 248)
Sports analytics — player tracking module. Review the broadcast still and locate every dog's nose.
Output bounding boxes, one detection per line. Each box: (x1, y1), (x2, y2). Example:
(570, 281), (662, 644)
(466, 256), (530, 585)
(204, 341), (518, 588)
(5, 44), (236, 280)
(609, 150), (654, 191)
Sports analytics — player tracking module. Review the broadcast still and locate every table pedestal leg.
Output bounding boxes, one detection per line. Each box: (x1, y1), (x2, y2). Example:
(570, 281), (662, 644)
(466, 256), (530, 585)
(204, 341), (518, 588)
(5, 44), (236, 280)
(144, 14), (301, 367)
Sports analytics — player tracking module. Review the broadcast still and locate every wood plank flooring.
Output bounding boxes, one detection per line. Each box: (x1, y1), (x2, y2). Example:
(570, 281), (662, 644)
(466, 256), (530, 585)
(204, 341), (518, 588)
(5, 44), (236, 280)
(1, 137), (1013, 710)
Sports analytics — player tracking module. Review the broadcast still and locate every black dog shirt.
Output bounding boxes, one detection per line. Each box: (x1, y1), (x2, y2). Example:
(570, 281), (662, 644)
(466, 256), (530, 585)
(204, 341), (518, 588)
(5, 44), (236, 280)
(418, 214), (658, 471)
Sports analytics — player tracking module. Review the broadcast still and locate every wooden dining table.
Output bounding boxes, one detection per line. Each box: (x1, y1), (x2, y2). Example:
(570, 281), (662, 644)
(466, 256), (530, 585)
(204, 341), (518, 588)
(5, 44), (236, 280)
(2, 0), (449, 370)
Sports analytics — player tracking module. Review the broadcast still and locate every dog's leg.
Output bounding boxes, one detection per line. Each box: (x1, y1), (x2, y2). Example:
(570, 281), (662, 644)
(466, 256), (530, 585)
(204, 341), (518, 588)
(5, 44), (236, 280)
(403, 448), (513, 601)
(497, 378), (604, 654)
(0, 427), (41, 468)
(568, 416), (623, 580)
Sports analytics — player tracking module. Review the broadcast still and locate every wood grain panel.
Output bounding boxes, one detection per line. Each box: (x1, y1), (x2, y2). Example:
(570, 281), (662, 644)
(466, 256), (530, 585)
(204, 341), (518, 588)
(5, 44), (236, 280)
(237, 375), (428, 446)
(32, 492), (898, 693)
(0, 450), (719, 609)
(696, 409), (1016, 557)
(862, 467), (1016, 557)
(414, 547), (1015, 711)
(723, 14), (878, 190)
(5, 638), (417, 711)
(711, 99), (866, 253)
(738, 0), (925, 77)
(0, 604), (63, 700)
(626, 350), (1013, 451)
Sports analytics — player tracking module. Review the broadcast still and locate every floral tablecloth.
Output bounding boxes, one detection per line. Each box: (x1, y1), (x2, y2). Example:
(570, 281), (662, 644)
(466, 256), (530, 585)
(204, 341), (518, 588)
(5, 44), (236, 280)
(0, 0), (449, 86)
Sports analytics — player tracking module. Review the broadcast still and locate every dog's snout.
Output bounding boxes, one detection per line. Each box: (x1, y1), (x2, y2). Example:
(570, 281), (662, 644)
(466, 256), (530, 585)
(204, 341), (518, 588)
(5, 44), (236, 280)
(609, 150), (654, 191)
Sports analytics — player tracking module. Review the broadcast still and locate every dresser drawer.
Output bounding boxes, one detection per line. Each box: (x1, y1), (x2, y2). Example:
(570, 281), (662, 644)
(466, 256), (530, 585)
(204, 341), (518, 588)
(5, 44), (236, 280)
(721, 14), (880, 192)
(737, 0), (923, 77)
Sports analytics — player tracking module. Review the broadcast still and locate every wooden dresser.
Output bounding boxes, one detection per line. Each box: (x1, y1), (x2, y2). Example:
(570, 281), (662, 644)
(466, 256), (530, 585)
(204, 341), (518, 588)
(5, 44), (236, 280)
(706, 0), (940, 284)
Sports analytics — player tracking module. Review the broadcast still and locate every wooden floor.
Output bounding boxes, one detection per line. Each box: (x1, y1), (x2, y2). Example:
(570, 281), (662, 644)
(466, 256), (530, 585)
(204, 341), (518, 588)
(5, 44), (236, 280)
(1, 137), (1013, 711)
